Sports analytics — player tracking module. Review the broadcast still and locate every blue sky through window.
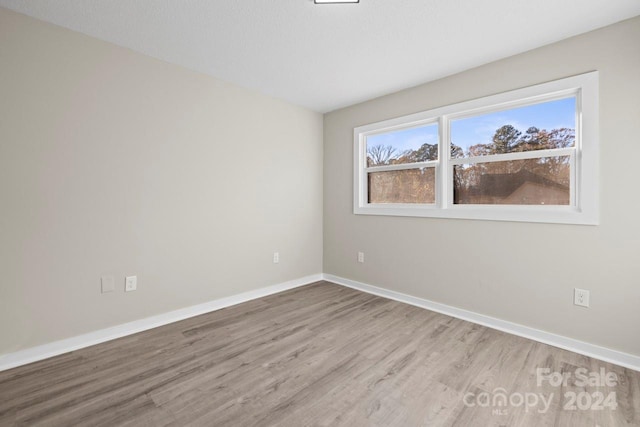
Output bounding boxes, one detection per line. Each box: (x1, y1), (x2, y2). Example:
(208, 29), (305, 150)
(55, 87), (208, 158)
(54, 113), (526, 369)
(366, 123), (439, 157)
(451, 97), (576, 155)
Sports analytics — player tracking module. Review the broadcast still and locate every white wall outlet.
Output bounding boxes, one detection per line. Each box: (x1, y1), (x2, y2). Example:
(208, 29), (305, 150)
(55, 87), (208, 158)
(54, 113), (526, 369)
(273, 252), (279, 264)
(125, 276), (137, 292)
(101, 275), (115, 293)
(574, 288), (590, 308)
(357, 252), (365, 263)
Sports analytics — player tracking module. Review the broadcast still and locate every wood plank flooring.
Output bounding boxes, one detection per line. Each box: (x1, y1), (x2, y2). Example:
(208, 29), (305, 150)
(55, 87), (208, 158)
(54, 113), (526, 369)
(0, 281), (638, 426)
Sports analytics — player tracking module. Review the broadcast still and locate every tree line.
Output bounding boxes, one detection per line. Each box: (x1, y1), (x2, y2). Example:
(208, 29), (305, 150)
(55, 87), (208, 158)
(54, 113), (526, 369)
(367, 125), (575, 166)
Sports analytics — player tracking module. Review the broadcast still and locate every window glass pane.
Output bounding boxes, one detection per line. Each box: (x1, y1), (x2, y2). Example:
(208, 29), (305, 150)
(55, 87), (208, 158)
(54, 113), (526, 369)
(366, 123), (439, 166)
(368, 168), (435, 204)
(453, 156), (570, 205)
(450, 97), (576, 158)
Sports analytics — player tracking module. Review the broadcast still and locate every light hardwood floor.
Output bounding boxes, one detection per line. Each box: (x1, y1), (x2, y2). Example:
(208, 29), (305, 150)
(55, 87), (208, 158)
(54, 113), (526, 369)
(0, 281), (638, 426)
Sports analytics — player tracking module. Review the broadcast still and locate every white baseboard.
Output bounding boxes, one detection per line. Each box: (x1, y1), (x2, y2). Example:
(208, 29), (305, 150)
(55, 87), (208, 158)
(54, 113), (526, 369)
(0, 274), (322, 372)
(323, 274), (640, 372)
(4, 273), (638, 373)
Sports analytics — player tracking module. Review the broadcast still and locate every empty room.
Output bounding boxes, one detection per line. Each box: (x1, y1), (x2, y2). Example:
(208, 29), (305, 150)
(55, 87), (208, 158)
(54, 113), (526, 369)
(1, 0), (639, 426)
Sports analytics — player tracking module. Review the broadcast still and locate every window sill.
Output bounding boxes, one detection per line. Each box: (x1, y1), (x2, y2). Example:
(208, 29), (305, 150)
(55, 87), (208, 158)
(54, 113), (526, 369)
(354, 204), (598, 225)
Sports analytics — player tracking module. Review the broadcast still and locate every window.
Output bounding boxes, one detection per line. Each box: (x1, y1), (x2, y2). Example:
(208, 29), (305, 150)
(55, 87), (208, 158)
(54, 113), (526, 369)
(354, 72), (598, 224)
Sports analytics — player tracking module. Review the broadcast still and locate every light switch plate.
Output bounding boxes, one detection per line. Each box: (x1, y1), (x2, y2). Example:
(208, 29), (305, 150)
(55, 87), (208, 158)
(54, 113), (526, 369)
(101, 275), (115, 293)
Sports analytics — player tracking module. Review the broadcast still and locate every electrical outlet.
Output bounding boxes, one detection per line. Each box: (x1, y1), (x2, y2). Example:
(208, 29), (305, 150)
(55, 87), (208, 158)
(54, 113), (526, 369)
(273, 252), (279, 264)
(357, 252), (365, 263)
(101, 275), (115, 293)
(574, 288), (590, 308)
(125, 276), (137, 292)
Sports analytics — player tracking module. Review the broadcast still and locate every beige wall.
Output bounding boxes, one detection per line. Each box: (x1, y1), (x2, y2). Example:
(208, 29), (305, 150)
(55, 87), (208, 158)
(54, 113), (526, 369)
(324, 17), (640, 356)
(0, 8), (323, 355)
(2, 5), (638, 361)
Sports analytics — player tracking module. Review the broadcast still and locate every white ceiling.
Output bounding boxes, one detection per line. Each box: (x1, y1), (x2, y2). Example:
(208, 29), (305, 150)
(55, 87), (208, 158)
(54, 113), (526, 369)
(2, 1), (639, 113)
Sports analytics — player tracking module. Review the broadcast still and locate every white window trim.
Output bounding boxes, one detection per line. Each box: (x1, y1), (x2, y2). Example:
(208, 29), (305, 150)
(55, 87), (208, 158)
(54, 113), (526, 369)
(353, 72), (599, 225)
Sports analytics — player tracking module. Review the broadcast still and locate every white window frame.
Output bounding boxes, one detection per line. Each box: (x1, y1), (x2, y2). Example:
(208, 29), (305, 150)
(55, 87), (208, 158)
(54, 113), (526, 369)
(353, 72), (599, 225)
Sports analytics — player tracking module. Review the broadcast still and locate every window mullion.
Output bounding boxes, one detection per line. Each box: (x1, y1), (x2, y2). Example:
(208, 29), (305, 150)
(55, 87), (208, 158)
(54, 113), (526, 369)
(365, 161), (437, 173)
(440, 115), (450, 209)
(449, 147), (575, 165)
